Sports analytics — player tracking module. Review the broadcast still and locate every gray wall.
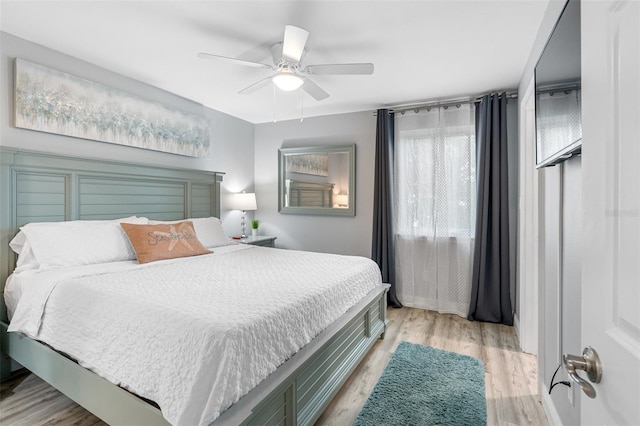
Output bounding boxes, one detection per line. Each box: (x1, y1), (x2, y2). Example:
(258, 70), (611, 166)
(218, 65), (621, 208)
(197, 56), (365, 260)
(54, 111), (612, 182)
(518, 1), (570, 97)
(517, 1), (582, 423)
(0, 32), (255, 236)
(255, 104), (520, 275)
(254, 111), (376, 256)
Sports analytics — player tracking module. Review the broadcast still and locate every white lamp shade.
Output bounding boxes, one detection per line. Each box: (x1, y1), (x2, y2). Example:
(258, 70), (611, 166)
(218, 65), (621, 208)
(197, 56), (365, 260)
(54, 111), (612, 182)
(272, 71), (304, 91)
(230, 192), (257, 211)
(336, 194), (349, 206)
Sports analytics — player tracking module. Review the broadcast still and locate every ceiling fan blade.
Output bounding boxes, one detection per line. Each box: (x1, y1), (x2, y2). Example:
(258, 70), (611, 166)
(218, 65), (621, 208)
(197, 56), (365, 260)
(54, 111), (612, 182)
(282, 25), (309, 63)
(302, 77), (329, 101)
(198, 53), (273, 70)
(304, 63), (374, 75)
(238, 76), (273, 94)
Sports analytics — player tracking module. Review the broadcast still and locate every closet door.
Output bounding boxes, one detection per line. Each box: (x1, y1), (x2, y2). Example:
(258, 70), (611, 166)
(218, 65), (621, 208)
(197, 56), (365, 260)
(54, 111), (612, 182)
(580, 0), (639, 424)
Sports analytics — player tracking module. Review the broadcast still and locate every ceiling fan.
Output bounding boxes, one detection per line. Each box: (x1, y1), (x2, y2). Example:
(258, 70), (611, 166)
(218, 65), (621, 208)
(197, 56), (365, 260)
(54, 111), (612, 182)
(198, 25), (374, 101)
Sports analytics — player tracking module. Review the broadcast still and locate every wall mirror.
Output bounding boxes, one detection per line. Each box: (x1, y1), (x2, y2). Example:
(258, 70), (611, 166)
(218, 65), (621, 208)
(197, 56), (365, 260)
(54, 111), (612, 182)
(278, 144), (355, 216)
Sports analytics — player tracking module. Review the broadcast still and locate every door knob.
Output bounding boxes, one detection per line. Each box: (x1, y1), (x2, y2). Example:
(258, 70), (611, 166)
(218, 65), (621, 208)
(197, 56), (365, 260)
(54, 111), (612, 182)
(562, 347), (602, 398)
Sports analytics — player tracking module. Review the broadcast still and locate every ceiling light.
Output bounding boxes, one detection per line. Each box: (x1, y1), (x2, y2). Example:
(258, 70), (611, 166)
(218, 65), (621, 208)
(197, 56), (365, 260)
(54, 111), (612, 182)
(272, 71), (304, 91)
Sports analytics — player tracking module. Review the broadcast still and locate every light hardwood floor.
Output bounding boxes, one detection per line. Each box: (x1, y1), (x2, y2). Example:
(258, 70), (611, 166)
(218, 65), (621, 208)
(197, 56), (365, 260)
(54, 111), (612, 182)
(0, 307), (548, 425)
(317, 307), (548, 426)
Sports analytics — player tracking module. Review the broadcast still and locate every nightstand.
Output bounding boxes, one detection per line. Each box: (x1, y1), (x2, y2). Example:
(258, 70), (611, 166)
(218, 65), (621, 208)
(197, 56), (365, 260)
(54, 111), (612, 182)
(239, 236), (277, 248)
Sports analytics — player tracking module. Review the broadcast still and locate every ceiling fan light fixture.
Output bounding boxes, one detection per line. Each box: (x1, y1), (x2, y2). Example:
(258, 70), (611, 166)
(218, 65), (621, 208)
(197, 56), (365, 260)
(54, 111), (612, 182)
(272, 71), (304, 91)
(199, 24), (371, 101)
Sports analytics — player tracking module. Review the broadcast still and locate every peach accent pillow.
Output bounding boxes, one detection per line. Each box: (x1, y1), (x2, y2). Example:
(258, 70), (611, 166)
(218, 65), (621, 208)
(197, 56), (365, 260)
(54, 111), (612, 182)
(121, 221), (211, 264)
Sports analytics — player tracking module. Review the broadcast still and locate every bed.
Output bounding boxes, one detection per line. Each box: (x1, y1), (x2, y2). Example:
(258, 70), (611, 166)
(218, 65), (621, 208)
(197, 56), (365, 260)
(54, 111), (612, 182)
(0, 148), (389, 426)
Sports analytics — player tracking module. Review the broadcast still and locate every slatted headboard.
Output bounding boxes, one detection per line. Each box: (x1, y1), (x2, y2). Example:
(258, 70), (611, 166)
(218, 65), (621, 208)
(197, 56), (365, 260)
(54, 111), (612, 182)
(0, 148), (223, 321)
(286, 180), (335, 208)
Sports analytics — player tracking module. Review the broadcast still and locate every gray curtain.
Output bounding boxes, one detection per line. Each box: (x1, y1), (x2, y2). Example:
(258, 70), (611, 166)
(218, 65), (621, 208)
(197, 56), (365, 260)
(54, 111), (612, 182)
(468, 93), (513, 325)
(372, 109), (402, 308)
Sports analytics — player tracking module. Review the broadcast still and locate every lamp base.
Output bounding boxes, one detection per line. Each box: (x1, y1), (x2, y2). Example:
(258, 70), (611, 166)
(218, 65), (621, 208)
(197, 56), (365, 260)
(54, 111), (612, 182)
(240, 209), (247, 239)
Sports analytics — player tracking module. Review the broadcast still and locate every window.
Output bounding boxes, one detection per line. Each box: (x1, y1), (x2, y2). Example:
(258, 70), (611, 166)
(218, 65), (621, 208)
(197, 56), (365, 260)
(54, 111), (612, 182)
(395, 105), (476, 239)
(393, 104), (476, 317)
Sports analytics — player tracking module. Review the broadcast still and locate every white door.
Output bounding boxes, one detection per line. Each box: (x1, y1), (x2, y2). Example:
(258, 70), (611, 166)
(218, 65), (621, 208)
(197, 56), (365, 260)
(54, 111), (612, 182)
(581, 0), (640, 424)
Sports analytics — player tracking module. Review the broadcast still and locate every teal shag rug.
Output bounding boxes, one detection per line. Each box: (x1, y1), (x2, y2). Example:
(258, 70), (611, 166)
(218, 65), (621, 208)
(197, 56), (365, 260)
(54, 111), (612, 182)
(354, 341), (487, 426)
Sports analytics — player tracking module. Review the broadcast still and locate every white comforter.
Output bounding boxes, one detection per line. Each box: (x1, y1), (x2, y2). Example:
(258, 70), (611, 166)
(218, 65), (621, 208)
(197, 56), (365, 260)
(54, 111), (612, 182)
(7, 245), (382, 425)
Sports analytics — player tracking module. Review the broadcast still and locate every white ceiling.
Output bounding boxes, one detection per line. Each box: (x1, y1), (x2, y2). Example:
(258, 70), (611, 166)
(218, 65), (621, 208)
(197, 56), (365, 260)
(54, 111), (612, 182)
(0, 1), (549, 124)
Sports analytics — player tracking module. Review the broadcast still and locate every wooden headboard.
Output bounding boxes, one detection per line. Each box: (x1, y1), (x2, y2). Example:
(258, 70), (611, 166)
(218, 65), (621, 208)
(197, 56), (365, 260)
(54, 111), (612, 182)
(0, 148), (223, 321)
(286, 180), (335, 208)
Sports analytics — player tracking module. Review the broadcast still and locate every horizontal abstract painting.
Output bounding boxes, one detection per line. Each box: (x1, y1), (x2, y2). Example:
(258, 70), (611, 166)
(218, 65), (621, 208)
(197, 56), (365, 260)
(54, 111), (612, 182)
(286, 154), (329, 176)
(14, 59), (210, 158)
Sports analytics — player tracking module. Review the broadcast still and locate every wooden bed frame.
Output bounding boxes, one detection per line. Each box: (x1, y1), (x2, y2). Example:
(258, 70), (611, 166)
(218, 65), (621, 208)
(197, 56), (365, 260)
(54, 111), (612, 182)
(0, 148), (389, 426)
(286, 180), (335, 208)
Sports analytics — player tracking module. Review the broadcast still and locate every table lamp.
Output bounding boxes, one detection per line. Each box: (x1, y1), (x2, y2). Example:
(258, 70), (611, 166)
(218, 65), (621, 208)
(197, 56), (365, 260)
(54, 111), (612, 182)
(230, 192), (257, 238)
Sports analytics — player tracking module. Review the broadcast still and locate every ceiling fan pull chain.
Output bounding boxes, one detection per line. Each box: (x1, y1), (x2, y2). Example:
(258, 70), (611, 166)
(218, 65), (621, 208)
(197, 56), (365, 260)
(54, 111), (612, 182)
(273, 83), (277, 123)
(300, 89), (304, 122)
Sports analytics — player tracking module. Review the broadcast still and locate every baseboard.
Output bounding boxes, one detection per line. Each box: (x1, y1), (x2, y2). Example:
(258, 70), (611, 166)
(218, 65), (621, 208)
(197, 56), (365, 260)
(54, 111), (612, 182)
(541, 384), (563, 426)
(513, 312), (538, 355)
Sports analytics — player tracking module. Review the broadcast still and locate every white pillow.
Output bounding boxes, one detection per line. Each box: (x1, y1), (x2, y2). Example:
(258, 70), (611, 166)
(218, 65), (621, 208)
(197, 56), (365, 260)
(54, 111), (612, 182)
(9, 230), (27, 255)
(10, 235), (40, 272)
(148, 217), (229, 248)
(19, 216), (148, 270)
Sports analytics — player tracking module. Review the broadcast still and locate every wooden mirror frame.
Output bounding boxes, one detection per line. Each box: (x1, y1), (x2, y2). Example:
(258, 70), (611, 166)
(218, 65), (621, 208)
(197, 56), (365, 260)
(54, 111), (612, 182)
(278, 144), (355, 216)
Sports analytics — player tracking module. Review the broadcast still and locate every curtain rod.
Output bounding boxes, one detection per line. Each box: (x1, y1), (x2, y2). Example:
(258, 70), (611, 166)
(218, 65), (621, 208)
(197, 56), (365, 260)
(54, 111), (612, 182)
(374, 90), (518, 115)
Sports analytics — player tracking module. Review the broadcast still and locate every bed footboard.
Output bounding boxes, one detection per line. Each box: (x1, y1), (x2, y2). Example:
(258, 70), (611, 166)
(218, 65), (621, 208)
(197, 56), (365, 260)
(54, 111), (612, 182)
(0, 284), (389, 426)
(217, 283), (389, 426)
(0, 320), (168, 425)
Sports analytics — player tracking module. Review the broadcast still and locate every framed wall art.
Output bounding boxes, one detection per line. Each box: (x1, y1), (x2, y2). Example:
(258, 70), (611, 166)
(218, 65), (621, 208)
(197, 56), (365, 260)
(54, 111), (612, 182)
(14, 58), (210, 158)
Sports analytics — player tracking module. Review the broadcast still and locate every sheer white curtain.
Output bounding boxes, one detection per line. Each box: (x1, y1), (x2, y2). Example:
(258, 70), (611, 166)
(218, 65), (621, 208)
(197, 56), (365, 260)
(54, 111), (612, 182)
(394, 105), (476, 317)
(536, 89), (582, 161)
